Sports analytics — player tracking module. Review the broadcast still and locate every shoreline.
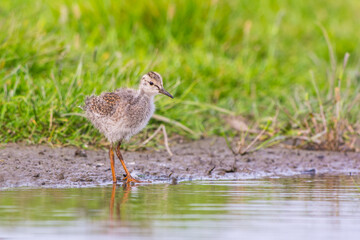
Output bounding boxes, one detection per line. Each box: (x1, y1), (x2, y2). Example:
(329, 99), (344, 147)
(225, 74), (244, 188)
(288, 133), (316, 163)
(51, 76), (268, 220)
(1, 138), (359, 189)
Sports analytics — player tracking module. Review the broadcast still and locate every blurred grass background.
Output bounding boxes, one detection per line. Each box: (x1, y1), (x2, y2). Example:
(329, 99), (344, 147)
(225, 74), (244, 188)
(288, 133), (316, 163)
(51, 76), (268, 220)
(0, 0), (359, 148)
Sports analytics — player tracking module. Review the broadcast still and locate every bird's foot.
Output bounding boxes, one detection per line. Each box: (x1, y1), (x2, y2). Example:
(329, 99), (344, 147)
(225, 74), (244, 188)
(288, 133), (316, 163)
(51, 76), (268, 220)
(123, 174), (142, 184)
(122, 174), (152, 184)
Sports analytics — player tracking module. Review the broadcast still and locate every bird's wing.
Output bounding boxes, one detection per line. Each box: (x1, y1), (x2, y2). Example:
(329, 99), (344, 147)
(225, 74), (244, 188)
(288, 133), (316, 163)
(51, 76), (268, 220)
(85, 92), (121, 116)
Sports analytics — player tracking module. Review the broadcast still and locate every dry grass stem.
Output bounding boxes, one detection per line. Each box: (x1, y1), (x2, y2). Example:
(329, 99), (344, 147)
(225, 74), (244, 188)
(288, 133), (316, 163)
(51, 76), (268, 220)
(140, 124), (173, 156)
(153, 114), (196, 136)
(239, 125), (268, 155)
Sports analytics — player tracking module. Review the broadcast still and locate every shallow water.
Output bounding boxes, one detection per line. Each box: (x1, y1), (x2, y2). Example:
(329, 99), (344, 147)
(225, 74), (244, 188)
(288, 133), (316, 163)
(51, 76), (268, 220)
(0, 176), (359, 240)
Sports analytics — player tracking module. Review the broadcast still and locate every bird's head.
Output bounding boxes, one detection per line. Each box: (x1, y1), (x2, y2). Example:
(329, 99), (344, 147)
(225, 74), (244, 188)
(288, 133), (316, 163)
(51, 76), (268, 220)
(140, 71), (173, 98)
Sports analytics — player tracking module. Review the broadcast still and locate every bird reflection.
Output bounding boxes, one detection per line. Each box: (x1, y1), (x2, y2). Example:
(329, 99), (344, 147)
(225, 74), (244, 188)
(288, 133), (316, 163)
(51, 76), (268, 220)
(109, 183), (132, 221)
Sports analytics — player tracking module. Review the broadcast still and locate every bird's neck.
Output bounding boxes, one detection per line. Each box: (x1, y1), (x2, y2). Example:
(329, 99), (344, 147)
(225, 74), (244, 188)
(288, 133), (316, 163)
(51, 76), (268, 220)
(138, 89), (155, 102)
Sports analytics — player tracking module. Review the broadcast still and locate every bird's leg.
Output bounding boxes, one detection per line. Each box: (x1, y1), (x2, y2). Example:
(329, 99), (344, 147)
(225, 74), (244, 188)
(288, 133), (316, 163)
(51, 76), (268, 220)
(109, 183), (116, 220)
(109, 144), (117, 184)
(115, 141), (141, 184)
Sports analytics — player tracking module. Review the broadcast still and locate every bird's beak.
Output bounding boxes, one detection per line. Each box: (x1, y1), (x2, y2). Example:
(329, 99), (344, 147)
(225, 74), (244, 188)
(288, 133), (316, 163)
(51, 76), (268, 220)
(159, 88), (174, 99)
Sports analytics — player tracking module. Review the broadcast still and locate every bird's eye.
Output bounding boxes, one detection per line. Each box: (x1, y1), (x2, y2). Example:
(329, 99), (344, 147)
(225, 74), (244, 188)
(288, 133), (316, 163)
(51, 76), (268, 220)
(149, 81), (154, 85)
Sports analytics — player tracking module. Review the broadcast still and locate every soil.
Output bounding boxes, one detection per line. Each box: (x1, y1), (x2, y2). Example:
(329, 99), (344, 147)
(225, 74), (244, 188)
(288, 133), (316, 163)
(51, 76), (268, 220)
(0, 138), (359, 188)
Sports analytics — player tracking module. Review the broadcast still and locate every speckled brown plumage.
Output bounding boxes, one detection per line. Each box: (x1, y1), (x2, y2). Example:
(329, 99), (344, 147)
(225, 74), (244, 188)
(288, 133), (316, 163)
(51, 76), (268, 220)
(82, 71), (174, 184)
(147, 71), (161, 81)
(84, 89), (153, 143)
(85, 92), (121, 116)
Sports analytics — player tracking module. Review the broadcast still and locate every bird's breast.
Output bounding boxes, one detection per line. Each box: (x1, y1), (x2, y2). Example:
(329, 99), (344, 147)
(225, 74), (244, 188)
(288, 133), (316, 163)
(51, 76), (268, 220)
(124, 97), (154, 130)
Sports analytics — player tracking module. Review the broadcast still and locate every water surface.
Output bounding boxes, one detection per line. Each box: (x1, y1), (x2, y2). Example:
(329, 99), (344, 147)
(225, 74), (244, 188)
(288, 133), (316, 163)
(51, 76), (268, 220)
(0, 176), (359, 239)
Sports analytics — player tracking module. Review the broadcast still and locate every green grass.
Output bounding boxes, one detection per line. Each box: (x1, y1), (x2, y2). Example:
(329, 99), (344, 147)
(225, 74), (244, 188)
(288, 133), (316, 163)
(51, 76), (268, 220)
(0, 0), (359, 149)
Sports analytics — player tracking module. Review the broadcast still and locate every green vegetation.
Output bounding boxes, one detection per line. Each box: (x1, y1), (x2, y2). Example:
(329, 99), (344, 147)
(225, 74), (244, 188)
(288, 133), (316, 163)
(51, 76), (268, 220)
(0, 0), (359, 150)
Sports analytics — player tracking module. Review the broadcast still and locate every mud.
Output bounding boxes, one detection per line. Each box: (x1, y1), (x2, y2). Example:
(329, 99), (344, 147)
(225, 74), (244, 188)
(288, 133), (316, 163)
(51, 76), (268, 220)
(0, 138), (359, 188)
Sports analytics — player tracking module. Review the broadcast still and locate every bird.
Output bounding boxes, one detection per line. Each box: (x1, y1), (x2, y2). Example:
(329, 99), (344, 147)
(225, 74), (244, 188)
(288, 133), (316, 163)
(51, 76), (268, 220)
(83, 71), (173, 184)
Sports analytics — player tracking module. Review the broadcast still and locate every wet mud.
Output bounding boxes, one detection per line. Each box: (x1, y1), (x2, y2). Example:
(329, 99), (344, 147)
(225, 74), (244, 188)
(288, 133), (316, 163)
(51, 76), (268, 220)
(0, 138), (359, 188)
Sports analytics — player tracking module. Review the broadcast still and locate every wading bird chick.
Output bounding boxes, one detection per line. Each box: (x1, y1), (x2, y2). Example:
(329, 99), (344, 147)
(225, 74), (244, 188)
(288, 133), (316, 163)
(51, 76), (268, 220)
(83, 71), (173, 184)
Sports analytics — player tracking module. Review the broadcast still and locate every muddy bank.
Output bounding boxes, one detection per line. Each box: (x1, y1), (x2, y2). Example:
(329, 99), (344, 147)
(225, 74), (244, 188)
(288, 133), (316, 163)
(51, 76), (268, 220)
(0, 138), (359, 188)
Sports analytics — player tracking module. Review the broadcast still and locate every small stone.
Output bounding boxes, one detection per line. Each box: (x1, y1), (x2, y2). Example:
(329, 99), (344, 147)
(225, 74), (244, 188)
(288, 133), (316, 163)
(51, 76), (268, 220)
(70, 177), (79, 182)
(0, 175), (4, 182)
(33, 173), (40, 178)
(57, 173), (65, 180)
(75, 149), (87, 157)
(301, 169), (316, 175)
